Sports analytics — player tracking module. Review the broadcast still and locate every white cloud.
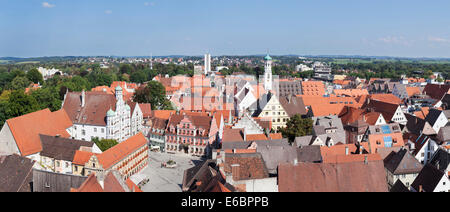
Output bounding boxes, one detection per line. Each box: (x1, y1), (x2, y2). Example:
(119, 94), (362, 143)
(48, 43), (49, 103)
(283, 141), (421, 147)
(105, 10), (113, 14)
(378, 36), (412, 46)
(42, 2), (55, 8)
(428, 36), (450, 43)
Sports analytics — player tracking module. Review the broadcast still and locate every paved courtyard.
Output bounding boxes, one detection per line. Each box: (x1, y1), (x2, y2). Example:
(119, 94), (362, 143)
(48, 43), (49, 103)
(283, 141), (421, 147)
(135, 151), (205, 192)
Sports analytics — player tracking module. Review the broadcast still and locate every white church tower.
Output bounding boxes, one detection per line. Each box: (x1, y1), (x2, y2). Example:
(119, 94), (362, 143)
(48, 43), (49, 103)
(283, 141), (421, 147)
(264, 54), (273, 91)
(204, 53), (211, 75)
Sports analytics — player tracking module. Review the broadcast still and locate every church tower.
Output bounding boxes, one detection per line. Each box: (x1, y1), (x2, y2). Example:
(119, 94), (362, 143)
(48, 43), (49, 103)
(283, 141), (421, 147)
(264, 54), (273, 91)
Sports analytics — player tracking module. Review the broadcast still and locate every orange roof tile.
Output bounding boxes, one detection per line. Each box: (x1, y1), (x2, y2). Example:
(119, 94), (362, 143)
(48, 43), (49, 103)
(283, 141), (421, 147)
(139, 103), (152, 118)
(152, 110), (176, 119)
(72, 150), (96, 165)
(322, 154), (382, 164)
(405, 87), (421, 97)
(320, 144), (359, 158)
(269, 133), (283, 140)
(126, 178), (143, 192)
(310, 104), (346, 117)
(6, 109), (73, 156)
(367, 133), (405, 154)
(301, 81), (326, 96)
(224, 149), (257, 154)
(96, 133), (147, 169)
(246, 134), (268, 141)
(369, 94), (402, 104)
(333, 89), (369, 97)
(71, 174), (103, 192)
(300, 95), (361, 108)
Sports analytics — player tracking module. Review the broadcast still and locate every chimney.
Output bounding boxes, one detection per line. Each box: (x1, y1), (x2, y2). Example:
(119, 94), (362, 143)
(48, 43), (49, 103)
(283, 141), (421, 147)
(364, 155), (368, 164)
(345, 146), (349, 155)
(231, 164), (240, 181)
(419, 185), (423, 192)
(294, 159), (298, 165)
(81, 90), (86, 107)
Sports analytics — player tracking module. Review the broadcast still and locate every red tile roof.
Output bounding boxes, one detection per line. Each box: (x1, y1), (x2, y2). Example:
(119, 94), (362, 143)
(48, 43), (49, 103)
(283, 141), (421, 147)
(72, 150), (96, 165)
(369, 94), (402, 104)
(139, 103), (152, 118)
(97, 133), (147, 169)
(63, 91), (117, 126)
(278, 161), (388, 192)
(333, 89), (369, 97)
(367, 133), (405, 154)
(301, 81), (326, 96)
(406, 87), (421, 97)
(269, 133), (283, 140)
(152, 110), (176, 119)
(246, 134), (268, 141)
(6, 109), (73, 156)
(71, 174), (104, 192)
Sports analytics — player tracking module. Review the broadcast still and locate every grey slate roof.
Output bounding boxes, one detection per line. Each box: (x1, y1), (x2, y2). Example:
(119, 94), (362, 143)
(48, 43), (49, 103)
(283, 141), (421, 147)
(425, 108), (443, 127)
(428, 148), (450, 173)
(297, 145), (323, 163)
(278, 95), (307, 116)
(0, 154), (35, 192)
(437, 126), (450, 143)
(181, 159), (232, 192)
(256, 145), (298, 174)
(390, 180), (411, 192)
(383, 148), (423, 175)
(411, 164), (446, 192)
(39, 134), (94, 162)
(294, 136), (314, 147)
(32, 169), (88, 192)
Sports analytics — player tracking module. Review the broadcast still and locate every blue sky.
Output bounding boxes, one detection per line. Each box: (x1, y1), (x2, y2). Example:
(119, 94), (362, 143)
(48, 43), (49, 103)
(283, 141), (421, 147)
(1, 0), (450, 58)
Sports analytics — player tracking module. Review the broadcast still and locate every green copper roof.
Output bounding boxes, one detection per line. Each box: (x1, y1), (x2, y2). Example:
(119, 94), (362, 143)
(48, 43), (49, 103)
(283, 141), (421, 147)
(264, 54), (272, 60)
(107, 109), (115, 117)
(125, 104), (131, 111)
(115, 85), (123, 91)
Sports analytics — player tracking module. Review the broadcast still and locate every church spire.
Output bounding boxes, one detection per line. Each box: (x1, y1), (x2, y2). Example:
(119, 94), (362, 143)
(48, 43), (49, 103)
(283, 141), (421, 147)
(264, 54), (273, 92)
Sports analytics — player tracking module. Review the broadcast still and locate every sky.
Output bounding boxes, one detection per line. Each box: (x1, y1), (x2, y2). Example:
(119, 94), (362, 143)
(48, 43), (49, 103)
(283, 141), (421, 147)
(1, 0), (450, 58)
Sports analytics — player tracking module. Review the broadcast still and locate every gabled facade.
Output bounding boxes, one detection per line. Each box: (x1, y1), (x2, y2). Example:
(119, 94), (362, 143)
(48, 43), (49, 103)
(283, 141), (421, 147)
(383, 148), (423, 189)
(404, 133), (439, 164)
(62, 87), (143, 143)
(254, 93), (289, 131)
(165, 113), (218, 156)
(425, 109), (449, 134)
(73, 133), (148, 180)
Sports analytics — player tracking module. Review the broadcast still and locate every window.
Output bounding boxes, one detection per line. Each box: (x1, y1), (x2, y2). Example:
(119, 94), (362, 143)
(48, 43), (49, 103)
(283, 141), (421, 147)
(94, 128), (97, 133)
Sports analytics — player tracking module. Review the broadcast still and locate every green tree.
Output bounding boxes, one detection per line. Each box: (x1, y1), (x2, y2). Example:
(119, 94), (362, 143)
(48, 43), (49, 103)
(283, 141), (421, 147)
(130, 70), (147, 83)
(93, 138), (118, 152)
(119, 64), (134, 75)
(280, 115), (313, 144)
(9, 76), (31, 90)
(4, 90), (40, 123)
(26, 68), (44, 84)
(30, 87), (62, 111)
(133, 81), (172, 110)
